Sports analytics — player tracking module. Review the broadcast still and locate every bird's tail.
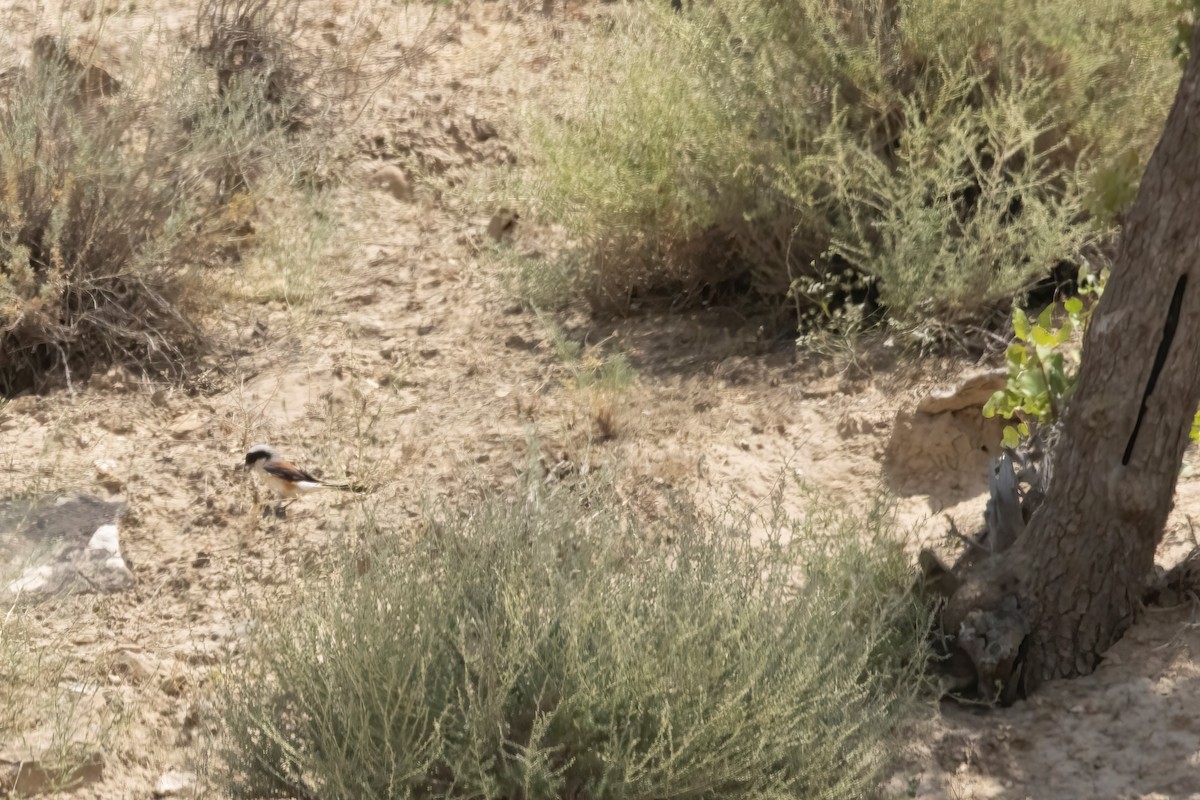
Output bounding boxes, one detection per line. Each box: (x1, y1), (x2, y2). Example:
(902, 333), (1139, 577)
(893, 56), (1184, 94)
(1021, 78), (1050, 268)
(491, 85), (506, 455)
(322, 480), (369, 493)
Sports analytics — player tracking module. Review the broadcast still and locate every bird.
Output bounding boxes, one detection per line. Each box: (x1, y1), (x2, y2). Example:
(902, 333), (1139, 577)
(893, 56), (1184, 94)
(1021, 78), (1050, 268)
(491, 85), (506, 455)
(243, 444), (356, 518)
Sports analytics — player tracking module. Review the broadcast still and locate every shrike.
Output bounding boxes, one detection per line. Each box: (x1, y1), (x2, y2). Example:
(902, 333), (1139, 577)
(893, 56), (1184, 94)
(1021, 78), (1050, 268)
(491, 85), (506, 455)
(244, 444), (356, 517)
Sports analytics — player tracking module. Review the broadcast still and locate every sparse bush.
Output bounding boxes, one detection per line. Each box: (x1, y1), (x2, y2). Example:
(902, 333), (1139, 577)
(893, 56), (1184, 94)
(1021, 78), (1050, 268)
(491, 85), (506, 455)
(0, 2), (431, 394)
(0, 44), (204, 393)
(507, 0), (1179, 331)
(215, 479), (931, 799)
(193, 0), (430, 193)
(814, 69), (1094, 324)
(0, 28), (313, 393)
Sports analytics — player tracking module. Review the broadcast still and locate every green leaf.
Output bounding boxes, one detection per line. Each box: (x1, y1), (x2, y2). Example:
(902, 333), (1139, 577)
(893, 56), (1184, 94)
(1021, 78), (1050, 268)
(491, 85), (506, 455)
(1012, 308), (1031, 342)
(1045, 354), (1069, 399)
(1002, 426), (1020, 449)
(1017, 368), (1048, 399)
(1021, 396), (1049, 420)
(982, 391), (1004, 418)
(1018, 422), (1030, 437)
(1005, 343), (1027, 367)
(1063, 297), (1083, 315)
(1031, 326), (1056, 347)
(1036, 305), (1054, 330)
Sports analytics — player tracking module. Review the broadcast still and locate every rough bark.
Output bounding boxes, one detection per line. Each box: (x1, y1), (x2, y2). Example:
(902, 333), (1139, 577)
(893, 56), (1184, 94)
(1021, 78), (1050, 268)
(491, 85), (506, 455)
(933, 22), (1200, 700)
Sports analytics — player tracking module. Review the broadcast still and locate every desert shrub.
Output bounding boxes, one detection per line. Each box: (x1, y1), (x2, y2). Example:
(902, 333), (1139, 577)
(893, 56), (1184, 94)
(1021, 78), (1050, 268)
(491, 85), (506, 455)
(192, 0), (428, 192)
(215, 480), (931, 800)
(509, 0), (1179, 330)
(0, 31), (304, 393)
(814, 69), (1094, 324)
(0, 2), (429, 394)
(0, 44), (198, 392)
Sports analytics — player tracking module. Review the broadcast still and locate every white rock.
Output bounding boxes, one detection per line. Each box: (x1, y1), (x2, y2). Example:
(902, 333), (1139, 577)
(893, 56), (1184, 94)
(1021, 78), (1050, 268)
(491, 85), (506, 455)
(154, 769), (195, 797)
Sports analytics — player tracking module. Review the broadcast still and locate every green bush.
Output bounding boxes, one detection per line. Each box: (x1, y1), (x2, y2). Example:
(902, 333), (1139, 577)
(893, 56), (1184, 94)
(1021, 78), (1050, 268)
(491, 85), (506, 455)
(508, 0), (1179, 329)
(215, 480), (931, 800)
(980, 269), (1200, 448)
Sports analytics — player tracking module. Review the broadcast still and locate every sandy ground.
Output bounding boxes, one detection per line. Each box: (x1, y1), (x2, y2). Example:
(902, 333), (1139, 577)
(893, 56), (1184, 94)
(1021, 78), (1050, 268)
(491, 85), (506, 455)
(2, 1), (1200, 798)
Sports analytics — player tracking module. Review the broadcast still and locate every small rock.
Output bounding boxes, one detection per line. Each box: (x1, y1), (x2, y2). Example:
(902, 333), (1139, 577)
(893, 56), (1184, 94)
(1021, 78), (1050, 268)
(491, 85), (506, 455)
(169, 413), (207, 441)
(160, 673), (189, 698)
(93, 459), (125, 492)
(111, 650), (156, 683)
(153, 769), (195, 797)
(546, 458), (573, 480)
(98, 417), (135, 435)
(916, 369), (1007, 415)
(486, 208), (519, 242)
(339, 289), (378, 306)
(837, 412), (884, 438)
(504, 334), (538, 351)
(176, 640), (222, 665)
(471, 116), (498, 141)
(90, 366), (130, 392)
(355, 317), (386, 337)
(369, 165), (413, 201)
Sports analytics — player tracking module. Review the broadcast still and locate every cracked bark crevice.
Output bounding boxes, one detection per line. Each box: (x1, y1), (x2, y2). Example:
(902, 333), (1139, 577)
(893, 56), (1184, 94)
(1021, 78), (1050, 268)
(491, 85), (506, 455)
(1124, 273), (1187, 465)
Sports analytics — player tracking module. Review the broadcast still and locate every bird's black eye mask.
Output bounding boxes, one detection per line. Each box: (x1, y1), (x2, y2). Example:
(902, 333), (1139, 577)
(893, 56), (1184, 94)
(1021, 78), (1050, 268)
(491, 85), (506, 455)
(245, 450), (271, 468)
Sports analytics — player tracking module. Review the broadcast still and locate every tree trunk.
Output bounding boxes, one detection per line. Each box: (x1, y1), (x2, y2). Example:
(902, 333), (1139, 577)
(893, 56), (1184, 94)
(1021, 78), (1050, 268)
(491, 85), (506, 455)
(936, 22), (1200, 699)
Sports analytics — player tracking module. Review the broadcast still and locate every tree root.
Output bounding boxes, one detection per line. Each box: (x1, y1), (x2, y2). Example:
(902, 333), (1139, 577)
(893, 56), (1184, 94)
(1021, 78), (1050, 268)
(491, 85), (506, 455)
(922, 425), (1200, 705)
(919, 433), (1049, 706)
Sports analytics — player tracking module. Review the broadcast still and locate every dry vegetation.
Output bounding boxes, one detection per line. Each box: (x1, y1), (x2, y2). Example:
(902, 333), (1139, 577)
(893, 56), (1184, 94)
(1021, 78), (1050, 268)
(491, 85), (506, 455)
(217, 481), (930, 800)
(0, 1), (1197, 799)
(500, 0), (1179, 335)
